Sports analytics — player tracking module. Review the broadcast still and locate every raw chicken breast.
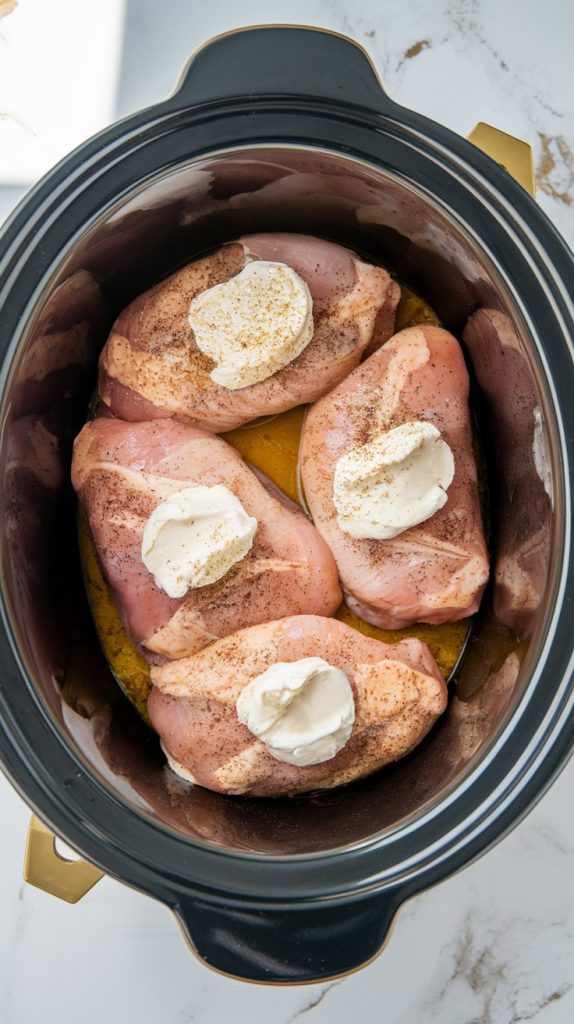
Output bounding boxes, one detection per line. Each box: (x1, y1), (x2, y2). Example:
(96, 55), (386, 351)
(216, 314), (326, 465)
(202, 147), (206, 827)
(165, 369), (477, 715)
(148, 615), (447, 796)
(72, 417), (341, 661)
(300, 325), (489, 629)
(99, 233), (400, 431)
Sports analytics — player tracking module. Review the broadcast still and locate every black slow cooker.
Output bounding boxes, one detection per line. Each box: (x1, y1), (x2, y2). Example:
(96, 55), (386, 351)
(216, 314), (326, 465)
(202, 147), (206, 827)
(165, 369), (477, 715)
(1, 25), (573, 984)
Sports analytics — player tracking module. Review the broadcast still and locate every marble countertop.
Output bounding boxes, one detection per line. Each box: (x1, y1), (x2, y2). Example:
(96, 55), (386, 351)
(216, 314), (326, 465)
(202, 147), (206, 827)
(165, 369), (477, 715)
(1, 1), (573, 1021)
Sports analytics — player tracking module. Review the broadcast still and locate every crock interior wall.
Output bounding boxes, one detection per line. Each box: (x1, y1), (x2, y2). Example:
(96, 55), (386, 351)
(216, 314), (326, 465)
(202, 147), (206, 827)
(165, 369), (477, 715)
(2, 147), (552, 855)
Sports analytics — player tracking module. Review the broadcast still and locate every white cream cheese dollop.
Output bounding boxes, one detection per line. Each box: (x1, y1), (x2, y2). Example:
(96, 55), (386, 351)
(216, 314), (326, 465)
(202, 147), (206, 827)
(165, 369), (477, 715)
(188, 260), (314, 390)
(142, 484), (257, 597)
(333, 420), (455, 540)
(236, 657), (355, 767)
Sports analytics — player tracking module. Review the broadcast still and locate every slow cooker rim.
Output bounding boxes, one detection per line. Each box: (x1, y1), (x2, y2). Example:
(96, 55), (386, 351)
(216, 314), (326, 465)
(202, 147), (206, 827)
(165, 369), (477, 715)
(1, 97), (573, 906)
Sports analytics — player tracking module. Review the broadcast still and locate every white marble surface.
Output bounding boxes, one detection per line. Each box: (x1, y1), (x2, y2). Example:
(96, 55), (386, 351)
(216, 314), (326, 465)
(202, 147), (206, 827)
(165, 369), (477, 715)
(1, 1), (574, 1021)
(0, 0), (124, 182)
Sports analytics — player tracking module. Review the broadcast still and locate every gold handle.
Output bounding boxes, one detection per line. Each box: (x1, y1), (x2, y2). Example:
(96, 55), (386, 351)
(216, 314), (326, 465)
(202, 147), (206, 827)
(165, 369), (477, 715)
(467, 121), (535, 196)
(24, 815), (104, 904)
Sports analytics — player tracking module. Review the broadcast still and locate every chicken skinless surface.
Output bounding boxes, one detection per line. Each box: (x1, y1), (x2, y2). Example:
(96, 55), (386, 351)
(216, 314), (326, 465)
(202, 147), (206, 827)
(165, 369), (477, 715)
(72, 417), (341, 662)
(300, 325), (489, 629)
(98, 234), (400, 431)
(149, 615), (447, 797)
(75, 285), (480, 798)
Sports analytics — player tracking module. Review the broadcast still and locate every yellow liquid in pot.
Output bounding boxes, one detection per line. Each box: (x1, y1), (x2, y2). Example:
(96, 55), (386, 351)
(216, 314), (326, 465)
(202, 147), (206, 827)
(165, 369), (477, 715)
(78, 513), (152, 722)
(80, 284), (471, 717)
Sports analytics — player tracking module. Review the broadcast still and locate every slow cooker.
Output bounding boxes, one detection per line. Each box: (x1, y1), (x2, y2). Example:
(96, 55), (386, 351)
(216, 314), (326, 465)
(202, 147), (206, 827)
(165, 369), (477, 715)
(1, 25), (573, 984)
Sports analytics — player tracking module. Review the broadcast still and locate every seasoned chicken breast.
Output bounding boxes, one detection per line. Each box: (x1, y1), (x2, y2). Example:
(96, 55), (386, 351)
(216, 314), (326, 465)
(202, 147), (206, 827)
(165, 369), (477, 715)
(99, 233), (400, 431)
(300, 325), (489, 628)
(149, 615), (447, 797)
(72, 417), (341, 661)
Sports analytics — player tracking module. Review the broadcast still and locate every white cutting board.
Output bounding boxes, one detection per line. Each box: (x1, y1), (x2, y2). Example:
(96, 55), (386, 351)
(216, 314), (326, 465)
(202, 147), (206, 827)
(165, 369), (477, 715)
(0, 0), (124, 184)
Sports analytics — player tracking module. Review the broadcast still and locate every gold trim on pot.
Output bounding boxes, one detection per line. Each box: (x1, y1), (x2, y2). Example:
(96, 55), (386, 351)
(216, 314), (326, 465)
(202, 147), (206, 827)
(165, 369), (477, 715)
(467, 122), (535, 196)
(24, 815), (103, 904)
